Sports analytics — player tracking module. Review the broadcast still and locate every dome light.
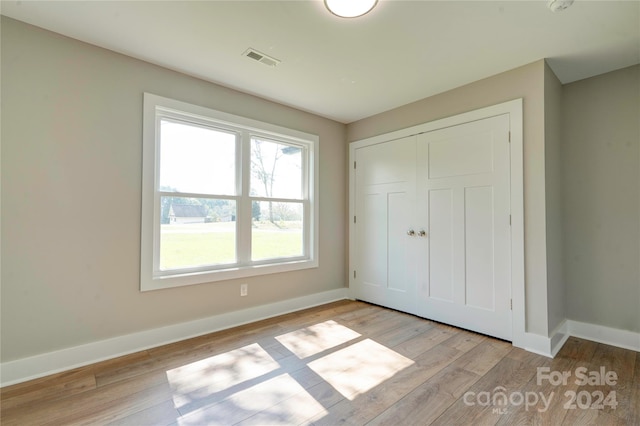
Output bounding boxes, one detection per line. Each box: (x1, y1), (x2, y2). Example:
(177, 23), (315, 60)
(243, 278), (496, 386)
(324, 0), (378, 18)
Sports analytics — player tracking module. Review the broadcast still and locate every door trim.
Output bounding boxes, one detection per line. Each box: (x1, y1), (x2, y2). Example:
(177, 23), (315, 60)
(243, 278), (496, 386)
(349, 99), (527, 350)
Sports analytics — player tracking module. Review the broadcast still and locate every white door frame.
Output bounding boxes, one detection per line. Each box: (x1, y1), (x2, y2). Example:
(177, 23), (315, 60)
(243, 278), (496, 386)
(349, 99), (526, 349)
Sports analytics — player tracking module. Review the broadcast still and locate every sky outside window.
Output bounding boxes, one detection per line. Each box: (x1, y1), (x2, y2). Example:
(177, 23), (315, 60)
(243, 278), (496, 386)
(159, 119), (236, 195)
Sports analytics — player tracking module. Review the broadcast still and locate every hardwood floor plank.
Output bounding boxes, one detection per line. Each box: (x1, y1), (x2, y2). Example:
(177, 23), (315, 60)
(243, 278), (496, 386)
(273, 319), (362, 359)
(65, 383), (175, 426)
(452, 338), (512, 376)
(630, 353), (640, 426)
(369, 366), (480, 425)
(234, 379), (344, 426)
(309, 339), (473, 425)
(494, 350), (578, 425)
(2, 369), (171, 426)
(276, 300), (368, 328)
(440, 327), (487, 352)
(94, 351), (197, 388)
(370, 335), (510, 426)
(297, 379), (345, 412)
(561, 405), (629, 425)
(555, 336), (599, 362)
(0, 368), (96, 410)
(176, 373), (307, 426)
(430, 349), (548, 426)
(168, 342), (283, 411)
(106, 400), (180, 426)
(368, 316), (434, 348)
(339, 308), (419, 338)
(391, 323), (457, 359)
(587, 343), (638, 422)
(90, 350), (153, 377)
(329, 302), (379, 322)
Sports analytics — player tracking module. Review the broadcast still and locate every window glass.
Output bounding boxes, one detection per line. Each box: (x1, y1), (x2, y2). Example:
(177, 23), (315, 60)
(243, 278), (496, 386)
(160, 120), (236, 196)
(250, 138), (302, 199)
(160, 197), (236, 270)
(251, 201), (303, 260)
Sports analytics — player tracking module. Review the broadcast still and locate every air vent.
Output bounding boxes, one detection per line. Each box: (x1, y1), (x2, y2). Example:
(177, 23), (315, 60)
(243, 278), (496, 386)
(243, 48), (281, 67)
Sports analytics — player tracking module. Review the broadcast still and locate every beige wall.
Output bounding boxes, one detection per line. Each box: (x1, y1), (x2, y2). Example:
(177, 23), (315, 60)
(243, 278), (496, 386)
(562, 65), (640, 332)
(544, 61), (565, 334)
(348, 60), (551, 336)
(0, 17), (347, 362)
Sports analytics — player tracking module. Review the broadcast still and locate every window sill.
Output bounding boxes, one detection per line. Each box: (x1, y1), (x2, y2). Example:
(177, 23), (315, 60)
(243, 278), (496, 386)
(140, 258), (319, 292)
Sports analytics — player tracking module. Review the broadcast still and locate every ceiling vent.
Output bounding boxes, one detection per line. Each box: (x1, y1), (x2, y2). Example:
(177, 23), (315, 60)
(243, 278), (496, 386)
(243, 48), (281, 67)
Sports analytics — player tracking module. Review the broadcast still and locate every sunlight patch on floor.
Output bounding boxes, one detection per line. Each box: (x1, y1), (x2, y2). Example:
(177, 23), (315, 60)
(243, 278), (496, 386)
(166, 343), (280, 409)
(275, 320), (361, 358)
(308, 338), (414, 400)
(176, 373), (327, 426)
(167, 323), (413, 423)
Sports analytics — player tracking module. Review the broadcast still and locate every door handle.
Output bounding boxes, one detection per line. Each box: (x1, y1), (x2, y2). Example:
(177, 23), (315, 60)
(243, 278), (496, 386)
(418, 230), (427, 237)
(407, 229), (415, 236)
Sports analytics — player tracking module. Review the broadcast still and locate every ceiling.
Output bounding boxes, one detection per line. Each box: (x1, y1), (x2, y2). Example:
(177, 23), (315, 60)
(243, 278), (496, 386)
(2, 1), (639, 123)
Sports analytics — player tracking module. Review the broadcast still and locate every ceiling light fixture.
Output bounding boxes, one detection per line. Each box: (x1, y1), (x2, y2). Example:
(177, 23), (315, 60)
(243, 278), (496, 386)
(324, 0), (378, 18)
(547, 0), (574, 12)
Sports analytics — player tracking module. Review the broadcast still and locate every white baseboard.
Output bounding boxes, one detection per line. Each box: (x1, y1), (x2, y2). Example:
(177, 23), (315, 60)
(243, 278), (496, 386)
(513, 331), (554, 358)
(550, 319), (571, 357)
(519, 319), (640, 360)
(0, 288), (349, 387)
(566, 320), (640, 352)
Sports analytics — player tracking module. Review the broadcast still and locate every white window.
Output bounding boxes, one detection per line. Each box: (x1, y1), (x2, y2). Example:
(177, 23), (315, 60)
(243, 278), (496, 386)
(141, 93), (318, 291)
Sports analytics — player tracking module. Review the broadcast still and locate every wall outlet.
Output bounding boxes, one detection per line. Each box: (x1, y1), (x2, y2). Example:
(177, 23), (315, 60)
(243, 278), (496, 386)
(240, 283), (248, 297)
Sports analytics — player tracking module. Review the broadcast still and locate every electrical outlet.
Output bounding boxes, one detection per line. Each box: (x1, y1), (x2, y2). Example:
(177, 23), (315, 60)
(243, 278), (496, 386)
(240, 283), (248, 297)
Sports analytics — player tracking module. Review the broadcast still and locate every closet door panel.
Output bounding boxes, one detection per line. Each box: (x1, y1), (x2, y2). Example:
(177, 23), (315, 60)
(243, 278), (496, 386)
(418, 114), (512, 341)
(353, 136), (417, 315)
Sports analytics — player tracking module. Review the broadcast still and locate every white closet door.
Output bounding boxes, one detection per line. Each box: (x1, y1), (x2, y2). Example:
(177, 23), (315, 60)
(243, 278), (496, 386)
(416, 114), (512, 340)
(353, 136), (418, 315)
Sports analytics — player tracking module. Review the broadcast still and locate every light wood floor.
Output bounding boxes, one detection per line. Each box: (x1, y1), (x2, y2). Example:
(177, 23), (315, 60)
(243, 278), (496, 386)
(1, 300), (638, 425)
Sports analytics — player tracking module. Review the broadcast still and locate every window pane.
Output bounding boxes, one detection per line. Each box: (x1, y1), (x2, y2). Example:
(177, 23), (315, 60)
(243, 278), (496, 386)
(160, 197), (236, 270)
(252, 201), (303, 260)
(160, 119), (236, 195)
(251, 138), (302, 199)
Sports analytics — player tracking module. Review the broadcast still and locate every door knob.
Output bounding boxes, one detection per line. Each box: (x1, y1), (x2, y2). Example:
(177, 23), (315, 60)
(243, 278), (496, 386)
(407, 229), (415, 236)
(418, 230), (427, 237)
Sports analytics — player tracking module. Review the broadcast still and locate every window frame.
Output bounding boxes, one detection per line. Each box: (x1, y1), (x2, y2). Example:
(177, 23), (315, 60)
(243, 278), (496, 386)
(141, 93), (319, 291)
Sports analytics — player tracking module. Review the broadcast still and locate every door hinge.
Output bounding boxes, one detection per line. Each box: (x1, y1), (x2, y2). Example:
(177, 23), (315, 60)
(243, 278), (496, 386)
(508, 131), (511, 142)
(354, 270), (357, 279)
(354, 215), (357, 224)
(354, 161), (357, 169)
(509, 215), (512, 226)
(510, 299), (513, 310)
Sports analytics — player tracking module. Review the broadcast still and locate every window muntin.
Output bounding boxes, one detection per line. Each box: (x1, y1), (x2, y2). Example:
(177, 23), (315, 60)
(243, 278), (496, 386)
(141, 93), (318, 291)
